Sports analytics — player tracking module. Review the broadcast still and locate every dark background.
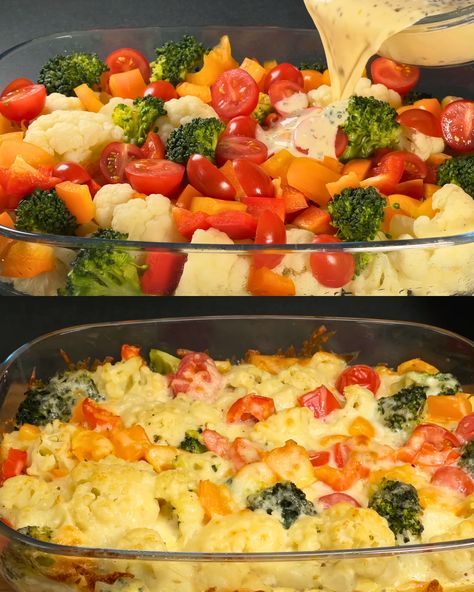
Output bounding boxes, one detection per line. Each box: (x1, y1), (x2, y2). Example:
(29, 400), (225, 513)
(0, 1), (471, 362)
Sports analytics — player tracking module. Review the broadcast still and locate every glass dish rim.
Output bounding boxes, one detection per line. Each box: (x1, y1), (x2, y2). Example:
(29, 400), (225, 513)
(1, 315), (473, 562)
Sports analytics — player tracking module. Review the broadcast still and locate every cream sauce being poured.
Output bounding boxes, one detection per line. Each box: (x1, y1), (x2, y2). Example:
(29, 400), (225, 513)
(304, 0), (469, 100)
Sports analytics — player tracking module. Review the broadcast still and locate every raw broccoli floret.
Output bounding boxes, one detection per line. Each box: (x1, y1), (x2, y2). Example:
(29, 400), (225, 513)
(341, 96), (401, 162)
(328, 186), (386, 242)
(179, 430), (207, 454)
(369, 479), (424, 543)
(247, 482), (317, 529)
(299, 61), (327, 73)
(378, 385), (427, 431)
(403, 371), (461, 396)
(149, 349), (180, 374)
(252, 92), (274, 125)
(15, 369), (101, 427)
(166, 117), (225, 164)
(60, 229), (144, 296)
(403, 90), (434, 105)
(18, 526), (53, 542)
(150, 35), (207, 86)
(437, 155), (474, 199)
(15, 189), (77, 236)
(38, 52), (108, 96)
(112, 96), (167, 146)
(459, 440), (474, 476)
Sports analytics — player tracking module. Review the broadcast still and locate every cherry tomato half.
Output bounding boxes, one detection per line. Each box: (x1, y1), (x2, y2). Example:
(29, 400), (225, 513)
(105, 48), (151, 83)
(441, 100), (474, 153)
(1, 77), (34, 99)
(216, 136), (268, 167)
(226, 394), (275, 423)
(264, 63), (304, 93)
(233, 159), (274, 198)
(125, 159), (185, 196)
(268, 80), (306, 115)
(319, 493), (361, 508)
(144, 81), (178, 101)
(335, 129), (349, 158)
(211, 69), (259, 121)
(187, 154), (236, 200)
(100, 142), (144, 184)
(298, 386), (342, 419)
(253, 209), (286, 270)
(398, 424), (461, 467)
(223, 115), (258, 138)
(431, 466), (474, 497)
(455, 412), (474, 444)
(142, 131), (165, 160)
(309, 450), (330, 467)
(336, 365), (381, 395)
(53, 162), (91, 185)
(0, 84), (46, 122)
(397, 108), (442, 138)
(379, 150), (428, 183)
(370, 57), (420, 95)
(310, 235), (355, 289)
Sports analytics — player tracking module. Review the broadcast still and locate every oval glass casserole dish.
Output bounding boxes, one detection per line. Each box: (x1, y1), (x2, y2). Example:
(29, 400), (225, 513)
(0, 316), (473, 592)
(0, 26), (474, 297)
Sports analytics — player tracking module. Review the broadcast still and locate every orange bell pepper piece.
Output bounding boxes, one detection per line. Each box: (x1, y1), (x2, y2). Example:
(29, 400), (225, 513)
(198, 480), (236, 518)
(190, 196), (247, 215)
(301, 70), (325, 93)
(417, 196), (437, 219)
(0, 113), (20, 135)
(314, 458), (369, 491)
(348, 416), (375, 439)
(281, 185), (308, 214)
(247, 266), (296, 297)
(2, 242), (55, 278)
(121, 344), (142, 361)
(109, 68), (146, 99)
(287, 157), (340, 207)
(0, 212), (14, 257)
(342, 159), (372, 182)
(187, 35), (238, 87)
(322, 156), (344, 175)
(177, 184), (203, 209)
(427, 153), (452, 167)
(0, 132), (24, 145)
(0, 140), (55, 168)
(74, 84), (104, 113)
(293, 206), (333, 235)
(326, 172), (360, 198)
(220, 160), (245, 198)
(423, 184), (440, 201)
(55, 181), (95, 224)
(398, 98), (443, 119)
(109, 425), (152, 462)
(397, 359), (439, 374)
(386, 195), (423, 219)
(261, 149), (295, 182)
(71, 429), (115, 462)
(426, 394), (472, 422)
(240, 58), (267, 89)
(176, 82), (212, 104)
(322, 69), (331, 86)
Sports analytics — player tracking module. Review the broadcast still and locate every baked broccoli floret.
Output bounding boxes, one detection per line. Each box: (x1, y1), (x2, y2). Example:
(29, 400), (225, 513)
(341, 96), (401, 161)
(15, 369), (101, 427)
(378, 385), (427, 431)
(403, 371), (461, 396)
(328, 186), (386, 242)
(252, 92), (274, 125)
(15, 189), (77, 236)
(403, 90), (434, 105)
(369, 479), (424, 543)
(150, 35), (207, 86)
(299, 61), (327, 73)
(179, 430), (207, 454)
(38, 52), (108, 96)
(247, 482), (317, 529)
(149, 349), (180, 374)
(18, 526), (53, 542)
(166, 117), (225, 164)
(459, 440), (474, 477)
(112, 96), (167, 146)
(60, 229), (144, 296)
(437, 155), (474, 198)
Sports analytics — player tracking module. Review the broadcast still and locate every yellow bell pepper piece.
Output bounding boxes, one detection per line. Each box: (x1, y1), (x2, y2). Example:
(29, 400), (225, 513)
(190, 196), (247, 216)
(397, 358), (439, 375)
(176, 82), (211, 104)
(240, 58), (267, 88)
(74, 84), (104, 113)
(261, 149), (295, 182)
(186, 35), (238, 87)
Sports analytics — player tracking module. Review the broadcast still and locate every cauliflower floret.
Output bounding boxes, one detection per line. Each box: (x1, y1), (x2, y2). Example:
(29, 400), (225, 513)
(308, 84), (333, 108)
(11, 247), (76, 296)
(99, 97), (134, 119)
(399, 127), (445, 160)
(353, 77), (402, 109)
(24, 110), (124, 164)
(94, 183), (136, 228)
(42, 92), (85, 114)
(156, 96), (219, 142)
(111, 195), (182, 242)
(174, 228), (250, 296)
(350, 253), (409, 296)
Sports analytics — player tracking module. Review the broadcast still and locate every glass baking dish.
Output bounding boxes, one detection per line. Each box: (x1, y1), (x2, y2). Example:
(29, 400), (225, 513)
(0, 26), (474, 297)
(0, 316), (473, 592)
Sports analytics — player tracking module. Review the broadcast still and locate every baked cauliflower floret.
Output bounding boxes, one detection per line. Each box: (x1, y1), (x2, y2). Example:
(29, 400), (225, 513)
(115, 527), (167, 551)
(399, 126), (445, 161)
(174, 229), (250, 296)
(111, 195), (182, 243)
(42, 92), (85, 114)
(156, 95), (219, 142)
(65, 458), (159, 546)
(354, 77), (402, 109)
(24, 110), (124, 165)
(428, 519), (474, 582)
(94, 183), (137, 228)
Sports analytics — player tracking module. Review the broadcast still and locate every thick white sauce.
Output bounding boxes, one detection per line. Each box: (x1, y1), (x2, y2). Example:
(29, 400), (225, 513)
(304, 0), (470, 100)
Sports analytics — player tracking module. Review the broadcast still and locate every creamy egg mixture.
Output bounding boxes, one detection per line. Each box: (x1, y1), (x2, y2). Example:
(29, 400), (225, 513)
(0, 349), (473, 592)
